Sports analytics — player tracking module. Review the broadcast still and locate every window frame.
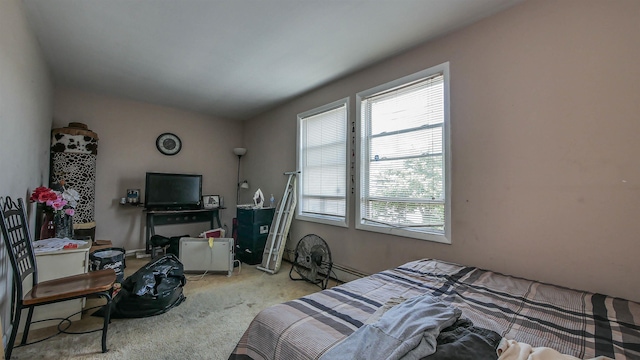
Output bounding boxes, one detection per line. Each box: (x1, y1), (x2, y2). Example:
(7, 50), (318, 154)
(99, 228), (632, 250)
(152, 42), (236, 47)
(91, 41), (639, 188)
(295, 97), (350, 228)
(355, 62), (451, 243)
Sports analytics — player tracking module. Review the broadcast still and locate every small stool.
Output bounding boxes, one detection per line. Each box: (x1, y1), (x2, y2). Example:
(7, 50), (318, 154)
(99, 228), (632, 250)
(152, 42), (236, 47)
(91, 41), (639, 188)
(150, 235), (171, 259)
(150, 234), (187, 259)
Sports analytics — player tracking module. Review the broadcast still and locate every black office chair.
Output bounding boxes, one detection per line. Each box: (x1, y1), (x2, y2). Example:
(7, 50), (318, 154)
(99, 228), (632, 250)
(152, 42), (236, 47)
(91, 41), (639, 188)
(0, 196), (117, 359)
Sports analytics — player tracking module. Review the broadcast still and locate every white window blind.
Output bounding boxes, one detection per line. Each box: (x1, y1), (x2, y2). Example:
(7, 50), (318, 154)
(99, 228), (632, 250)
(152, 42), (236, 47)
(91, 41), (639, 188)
(297, 99), (348, 225)
(358, 64), (450, 242)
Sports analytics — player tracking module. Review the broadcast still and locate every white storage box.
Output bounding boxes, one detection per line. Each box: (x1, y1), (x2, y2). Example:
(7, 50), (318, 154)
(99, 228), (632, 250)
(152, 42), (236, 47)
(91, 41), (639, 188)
(179, 237), (234, 276)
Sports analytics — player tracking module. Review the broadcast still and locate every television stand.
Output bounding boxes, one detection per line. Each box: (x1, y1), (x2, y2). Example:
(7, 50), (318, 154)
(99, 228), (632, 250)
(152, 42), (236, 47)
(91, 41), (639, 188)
(144, 208), (224, 253)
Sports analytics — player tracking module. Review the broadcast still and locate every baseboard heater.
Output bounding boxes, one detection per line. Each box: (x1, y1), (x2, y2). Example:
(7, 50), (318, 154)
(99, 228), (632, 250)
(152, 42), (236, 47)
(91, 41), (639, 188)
(283, 249), (367, 284)
(179, 237), (234, 276)
(332, 263), (369, 283)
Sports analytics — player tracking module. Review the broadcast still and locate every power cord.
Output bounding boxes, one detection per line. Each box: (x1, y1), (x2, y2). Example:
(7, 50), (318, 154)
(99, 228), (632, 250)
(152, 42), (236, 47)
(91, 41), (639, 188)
(233, 259), (242, 274)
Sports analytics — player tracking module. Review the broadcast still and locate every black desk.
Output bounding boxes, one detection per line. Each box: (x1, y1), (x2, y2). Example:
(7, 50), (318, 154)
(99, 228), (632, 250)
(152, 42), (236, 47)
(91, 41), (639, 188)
(144, 208), (224, 253)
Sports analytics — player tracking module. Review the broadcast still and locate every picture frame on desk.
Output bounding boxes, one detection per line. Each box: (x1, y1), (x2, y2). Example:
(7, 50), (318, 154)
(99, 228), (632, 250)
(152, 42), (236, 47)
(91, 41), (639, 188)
(203, 195), (220, 209)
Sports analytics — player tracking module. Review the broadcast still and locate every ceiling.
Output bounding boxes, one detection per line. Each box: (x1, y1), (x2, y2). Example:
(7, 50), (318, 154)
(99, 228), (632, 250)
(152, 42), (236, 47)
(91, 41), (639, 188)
(22, 0), (522, 121)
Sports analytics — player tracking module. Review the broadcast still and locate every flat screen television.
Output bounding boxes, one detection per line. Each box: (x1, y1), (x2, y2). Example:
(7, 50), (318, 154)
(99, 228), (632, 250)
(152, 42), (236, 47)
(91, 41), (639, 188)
(144, 172), (202, 210)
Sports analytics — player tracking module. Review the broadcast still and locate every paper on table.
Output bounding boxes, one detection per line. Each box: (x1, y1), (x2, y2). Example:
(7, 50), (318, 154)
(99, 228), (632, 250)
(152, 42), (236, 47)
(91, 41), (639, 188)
(33, 238), (88, 254)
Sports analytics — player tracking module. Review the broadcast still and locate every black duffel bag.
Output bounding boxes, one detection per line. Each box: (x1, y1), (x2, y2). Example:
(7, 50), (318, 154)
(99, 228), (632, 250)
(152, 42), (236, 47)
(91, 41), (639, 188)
(95, 254), (186, 318)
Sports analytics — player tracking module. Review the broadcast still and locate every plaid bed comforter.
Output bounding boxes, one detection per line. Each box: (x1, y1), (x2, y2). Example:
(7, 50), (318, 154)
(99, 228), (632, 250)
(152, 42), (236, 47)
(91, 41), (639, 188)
(229, 259), (640, 359)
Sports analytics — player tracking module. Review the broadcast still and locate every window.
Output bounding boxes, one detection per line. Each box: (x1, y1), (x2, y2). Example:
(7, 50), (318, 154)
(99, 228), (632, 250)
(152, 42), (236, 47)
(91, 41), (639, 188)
(356, 63), (450, 243)
(296, 98), (349, 227)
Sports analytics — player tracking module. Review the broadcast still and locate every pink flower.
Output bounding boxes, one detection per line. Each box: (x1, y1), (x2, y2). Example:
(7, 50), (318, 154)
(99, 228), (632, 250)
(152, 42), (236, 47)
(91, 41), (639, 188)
(47, 197), (67, 211)
(30, 184), (78, 216)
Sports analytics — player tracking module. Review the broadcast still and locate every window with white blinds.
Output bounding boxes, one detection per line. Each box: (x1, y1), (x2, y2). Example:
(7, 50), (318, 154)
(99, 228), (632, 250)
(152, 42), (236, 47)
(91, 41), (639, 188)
(356, 63), (450, 243)
(296, 98), (349, 227)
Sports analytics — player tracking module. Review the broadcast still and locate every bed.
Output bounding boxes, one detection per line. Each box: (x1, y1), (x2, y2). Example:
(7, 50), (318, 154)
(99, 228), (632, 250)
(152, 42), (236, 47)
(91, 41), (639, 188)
(229, 259), (640, 359)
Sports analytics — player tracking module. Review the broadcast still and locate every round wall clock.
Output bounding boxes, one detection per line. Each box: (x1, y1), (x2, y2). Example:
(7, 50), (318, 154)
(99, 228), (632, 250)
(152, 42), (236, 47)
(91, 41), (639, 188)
(156, 133), (182, 155)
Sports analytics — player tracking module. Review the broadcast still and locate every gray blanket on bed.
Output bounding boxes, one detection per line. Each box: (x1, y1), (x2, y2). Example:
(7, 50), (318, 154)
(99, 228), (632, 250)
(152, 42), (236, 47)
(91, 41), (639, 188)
(320, 294), (461, 360)
(230, 259), (640, 360)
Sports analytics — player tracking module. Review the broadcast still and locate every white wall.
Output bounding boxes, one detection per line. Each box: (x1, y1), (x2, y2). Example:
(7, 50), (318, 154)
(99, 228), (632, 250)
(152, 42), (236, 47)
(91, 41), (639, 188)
(243, 0), (640, 302)
(53, 88), (243, 251)
(0, 0), (53, 343)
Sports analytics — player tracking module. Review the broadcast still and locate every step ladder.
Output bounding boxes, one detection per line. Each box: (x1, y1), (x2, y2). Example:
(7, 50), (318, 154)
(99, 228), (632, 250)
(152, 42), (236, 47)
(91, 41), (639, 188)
(257, 171), (299, 274)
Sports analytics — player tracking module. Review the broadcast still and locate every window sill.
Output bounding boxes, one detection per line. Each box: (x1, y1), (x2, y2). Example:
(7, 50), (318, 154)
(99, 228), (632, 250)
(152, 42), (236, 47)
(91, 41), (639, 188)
(295, 213), (348, 228)
(355, 222), (450, 244)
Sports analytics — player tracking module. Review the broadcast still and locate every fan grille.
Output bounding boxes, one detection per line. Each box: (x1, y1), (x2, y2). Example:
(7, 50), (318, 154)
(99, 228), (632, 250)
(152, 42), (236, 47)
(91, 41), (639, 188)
(290, 234), (332, 289)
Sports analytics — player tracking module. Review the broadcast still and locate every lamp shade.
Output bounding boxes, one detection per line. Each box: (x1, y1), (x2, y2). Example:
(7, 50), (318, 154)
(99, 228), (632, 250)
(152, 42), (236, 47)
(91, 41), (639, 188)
(240, 180), (249, 189)
(233, 147), (247, 156)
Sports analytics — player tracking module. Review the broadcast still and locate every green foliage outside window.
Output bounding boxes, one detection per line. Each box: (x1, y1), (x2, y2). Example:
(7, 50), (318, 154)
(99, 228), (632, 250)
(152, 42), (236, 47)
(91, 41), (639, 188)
(367, 155), (445, 232)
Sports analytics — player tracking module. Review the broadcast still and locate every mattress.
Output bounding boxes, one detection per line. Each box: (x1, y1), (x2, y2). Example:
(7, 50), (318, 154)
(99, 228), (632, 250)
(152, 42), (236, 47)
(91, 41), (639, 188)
(229, 259), (640, 359)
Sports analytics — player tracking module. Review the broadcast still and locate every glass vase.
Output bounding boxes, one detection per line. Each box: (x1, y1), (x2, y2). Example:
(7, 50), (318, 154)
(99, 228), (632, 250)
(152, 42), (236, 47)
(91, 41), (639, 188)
(40, 212), (56, 240)
(54, 213), (74, 239)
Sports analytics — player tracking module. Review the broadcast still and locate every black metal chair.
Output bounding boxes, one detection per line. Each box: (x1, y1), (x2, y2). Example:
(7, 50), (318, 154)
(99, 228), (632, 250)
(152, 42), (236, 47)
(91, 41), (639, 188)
(0, 196), (116, 359)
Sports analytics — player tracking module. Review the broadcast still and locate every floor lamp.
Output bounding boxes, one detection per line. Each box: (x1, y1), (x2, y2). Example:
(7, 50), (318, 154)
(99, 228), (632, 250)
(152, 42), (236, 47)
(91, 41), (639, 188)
(234, 147), (247, 204)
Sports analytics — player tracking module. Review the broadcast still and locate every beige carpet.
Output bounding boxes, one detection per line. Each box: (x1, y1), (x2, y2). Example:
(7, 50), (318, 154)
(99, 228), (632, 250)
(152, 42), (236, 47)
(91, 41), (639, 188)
(10, 257), (326, 360)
